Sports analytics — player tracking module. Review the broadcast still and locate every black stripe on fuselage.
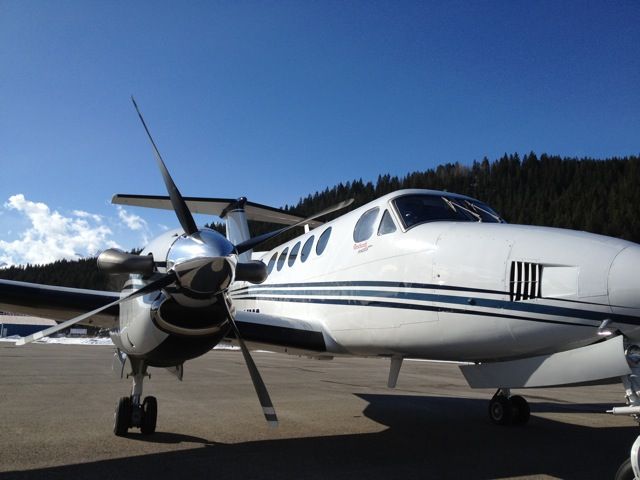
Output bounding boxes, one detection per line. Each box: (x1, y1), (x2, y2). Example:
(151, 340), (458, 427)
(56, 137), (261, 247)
(230, 280), (613, 308)
(232, 287), (630, 324)
(230, 280), (506, 297)
(229, 280), (638, 325)
(233, 295), (599, 329)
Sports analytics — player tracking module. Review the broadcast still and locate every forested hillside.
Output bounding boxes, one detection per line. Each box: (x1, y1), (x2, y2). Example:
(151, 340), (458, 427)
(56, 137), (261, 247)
(1, 152), (638, 291)
(284, 152), (640, 241)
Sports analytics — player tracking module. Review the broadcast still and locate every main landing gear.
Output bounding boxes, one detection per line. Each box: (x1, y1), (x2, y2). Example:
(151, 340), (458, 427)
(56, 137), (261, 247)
(488, 388), (530, 426)
(114, 360), (157, 436)
(610, 344), (640, 480)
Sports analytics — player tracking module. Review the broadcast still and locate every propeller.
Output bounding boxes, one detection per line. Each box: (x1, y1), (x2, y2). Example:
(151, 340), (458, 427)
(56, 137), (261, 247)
(219, 293), (278, 426)
(15, 273), (177, 346)
(25, 99), (351, 423)
(131, 98), (281, 425)
(131, 97), (198, 236)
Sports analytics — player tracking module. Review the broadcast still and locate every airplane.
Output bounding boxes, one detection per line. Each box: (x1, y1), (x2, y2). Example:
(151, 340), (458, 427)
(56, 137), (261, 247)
(1, 99), (639, 480)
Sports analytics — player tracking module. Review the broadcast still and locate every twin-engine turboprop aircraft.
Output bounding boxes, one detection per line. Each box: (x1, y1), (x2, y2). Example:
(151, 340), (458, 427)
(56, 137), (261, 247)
(1, 100), (640, 479)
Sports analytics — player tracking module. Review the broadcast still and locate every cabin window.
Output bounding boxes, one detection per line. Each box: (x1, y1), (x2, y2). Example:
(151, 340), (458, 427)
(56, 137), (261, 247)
(277, 247), (288, 271)
(267, 252), (278, 274)
(288, 241), (301, 267)
(301, 235), (314, 262)
(377, 209), (397, 235)
(353, 207), (379, 242)
(316, 227), (332, 255)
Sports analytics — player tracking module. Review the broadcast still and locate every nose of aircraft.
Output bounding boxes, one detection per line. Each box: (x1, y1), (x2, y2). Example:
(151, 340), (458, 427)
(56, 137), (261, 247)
(609, 245), (640, 312)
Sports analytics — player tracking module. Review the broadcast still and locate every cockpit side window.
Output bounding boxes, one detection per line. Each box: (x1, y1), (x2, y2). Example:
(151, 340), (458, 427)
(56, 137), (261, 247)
(377, 209), (397, 235)
(353, 207), (380, 242)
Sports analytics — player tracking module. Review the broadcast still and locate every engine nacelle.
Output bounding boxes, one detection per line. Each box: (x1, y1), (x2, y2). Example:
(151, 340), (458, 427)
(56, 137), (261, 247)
(97, 248), (154, 275)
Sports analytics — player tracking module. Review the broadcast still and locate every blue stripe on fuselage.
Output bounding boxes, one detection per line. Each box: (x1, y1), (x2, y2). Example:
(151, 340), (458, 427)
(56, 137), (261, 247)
(229, 281), (638, 327)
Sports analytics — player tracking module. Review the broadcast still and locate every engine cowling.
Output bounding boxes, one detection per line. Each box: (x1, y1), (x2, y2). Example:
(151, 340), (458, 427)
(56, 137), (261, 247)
(151, 296), (230, 337)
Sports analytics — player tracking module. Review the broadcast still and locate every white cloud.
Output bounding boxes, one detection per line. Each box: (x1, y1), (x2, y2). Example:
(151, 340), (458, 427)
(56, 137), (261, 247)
(117, 206), (150, 244)
(117, 206), (147, 231)
(0, 194), (120, 266)
(73, 210), (103, 222)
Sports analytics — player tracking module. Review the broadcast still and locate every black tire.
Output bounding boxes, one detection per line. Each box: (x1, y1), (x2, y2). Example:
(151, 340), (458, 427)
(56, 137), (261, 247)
(114, 396), (132, 436)
(488, 395), (513, 425)
(510, 395), (530, 425)
(615, 458), (636, 480)
(140, 396), (157, 435)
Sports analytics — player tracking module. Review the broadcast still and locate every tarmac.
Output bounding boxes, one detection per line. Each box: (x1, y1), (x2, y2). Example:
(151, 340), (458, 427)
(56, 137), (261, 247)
(0, 342), (637, 480)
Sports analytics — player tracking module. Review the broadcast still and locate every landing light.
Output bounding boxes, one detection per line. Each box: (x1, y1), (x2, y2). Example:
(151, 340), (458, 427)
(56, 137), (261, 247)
(597, 318), (614, 337)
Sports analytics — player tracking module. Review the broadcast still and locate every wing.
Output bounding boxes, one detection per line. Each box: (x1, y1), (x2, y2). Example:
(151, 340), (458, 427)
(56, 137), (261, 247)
(0, 279), (120, 328)
(232, 310), (333, 356)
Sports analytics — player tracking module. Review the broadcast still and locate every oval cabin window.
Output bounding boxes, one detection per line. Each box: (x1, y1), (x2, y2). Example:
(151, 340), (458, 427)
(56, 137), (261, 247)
(353, 207), (379, 242)
(267, 252), (278, 274)
(316, 228), (332, 256)
(301, 236), (314, 262)
(277, 247), (289, 271)
(288, 241), (301, 267)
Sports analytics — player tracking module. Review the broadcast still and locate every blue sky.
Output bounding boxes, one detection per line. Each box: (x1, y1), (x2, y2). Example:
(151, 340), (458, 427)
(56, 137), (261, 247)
(0, 0), (638, 265)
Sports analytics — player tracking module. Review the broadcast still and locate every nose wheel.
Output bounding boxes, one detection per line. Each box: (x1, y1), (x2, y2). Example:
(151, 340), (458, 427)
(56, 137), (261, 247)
(114, 395), (158, 436)
(488, 389), (530, 426)
(113, 360), (158, 436)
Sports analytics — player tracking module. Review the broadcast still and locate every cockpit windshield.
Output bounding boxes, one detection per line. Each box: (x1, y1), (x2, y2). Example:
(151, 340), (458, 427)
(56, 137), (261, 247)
(393, 194), (504, 229)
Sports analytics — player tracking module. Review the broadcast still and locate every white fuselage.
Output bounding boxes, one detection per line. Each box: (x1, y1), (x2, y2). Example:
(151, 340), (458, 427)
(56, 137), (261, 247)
(230, 190), (640, 361)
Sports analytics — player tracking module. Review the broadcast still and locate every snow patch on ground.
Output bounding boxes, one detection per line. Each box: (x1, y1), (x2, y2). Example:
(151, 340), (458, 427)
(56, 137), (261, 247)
(0, 336), (241, 350)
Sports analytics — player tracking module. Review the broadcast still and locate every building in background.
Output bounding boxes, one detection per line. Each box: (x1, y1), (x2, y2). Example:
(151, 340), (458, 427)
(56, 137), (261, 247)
(0, 312), (56, 337)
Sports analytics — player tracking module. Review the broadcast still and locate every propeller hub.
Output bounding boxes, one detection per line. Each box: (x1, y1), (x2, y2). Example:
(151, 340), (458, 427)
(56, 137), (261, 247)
(166, 229), (234, 270)
(166, 228), (236, 307)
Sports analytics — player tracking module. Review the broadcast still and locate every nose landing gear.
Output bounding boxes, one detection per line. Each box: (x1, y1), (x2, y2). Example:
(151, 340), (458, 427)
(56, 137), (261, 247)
(113, 360), (158, 436)
(488, 388), (530, 426)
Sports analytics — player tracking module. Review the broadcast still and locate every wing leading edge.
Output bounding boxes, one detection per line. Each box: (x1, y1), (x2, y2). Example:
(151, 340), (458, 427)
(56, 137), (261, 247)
(0, 279), (119, 328)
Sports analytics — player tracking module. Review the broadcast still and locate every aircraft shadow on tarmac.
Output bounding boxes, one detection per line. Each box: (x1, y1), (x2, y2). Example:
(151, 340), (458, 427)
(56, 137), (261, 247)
(1, 393), (636, 480)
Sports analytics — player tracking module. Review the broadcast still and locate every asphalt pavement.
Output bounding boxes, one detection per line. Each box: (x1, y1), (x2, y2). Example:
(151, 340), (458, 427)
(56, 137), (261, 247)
(0, 342), (636, 479)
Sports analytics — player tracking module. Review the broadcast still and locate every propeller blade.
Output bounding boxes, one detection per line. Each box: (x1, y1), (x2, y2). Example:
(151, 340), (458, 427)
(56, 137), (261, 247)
(219, 294), (278, 426)
(131, 97), (198, 236)
(235, 198), (354, 255)
(15, 273), (177, 346)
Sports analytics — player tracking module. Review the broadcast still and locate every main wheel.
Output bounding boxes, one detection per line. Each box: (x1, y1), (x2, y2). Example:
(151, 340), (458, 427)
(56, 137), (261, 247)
(114, 396), (132, 436)
(615, 458), (635, 480)
(488, 395), (513, 425)
(510, 395), (530, 425)
(140, 396), (157, 435)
